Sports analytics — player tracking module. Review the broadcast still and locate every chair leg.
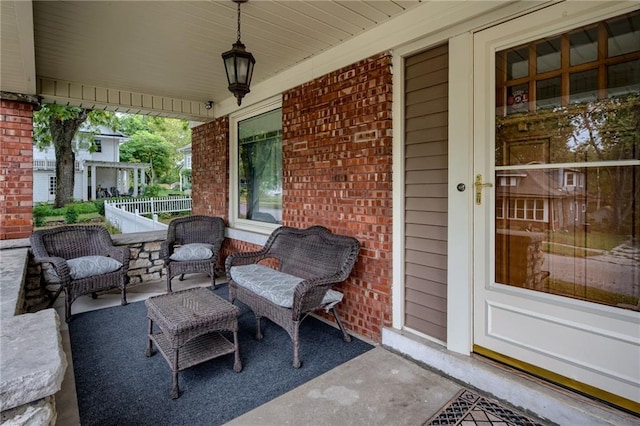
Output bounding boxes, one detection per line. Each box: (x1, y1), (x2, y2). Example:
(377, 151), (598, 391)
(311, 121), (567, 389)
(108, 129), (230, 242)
(121, 286), (128, 306)
(292, 320), (301, 368)
(255, 315), (263, 340)
(179, 273), (185, 281)
(145, 318), (155, 357)
(46, 285), (64, 308)
(331, 308), (352, 343)
(166, 274), (172, 293)
(65, 293), (72, 323)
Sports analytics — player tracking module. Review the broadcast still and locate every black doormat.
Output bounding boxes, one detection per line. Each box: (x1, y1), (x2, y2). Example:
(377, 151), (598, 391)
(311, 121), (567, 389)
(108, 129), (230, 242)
(69, 284), (373, 426)
(425, 389), (549, 426)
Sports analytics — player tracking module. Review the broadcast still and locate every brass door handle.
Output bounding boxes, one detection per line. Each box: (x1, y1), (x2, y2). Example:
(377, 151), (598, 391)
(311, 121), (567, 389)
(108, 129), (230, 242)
(475, 174), (493, 205)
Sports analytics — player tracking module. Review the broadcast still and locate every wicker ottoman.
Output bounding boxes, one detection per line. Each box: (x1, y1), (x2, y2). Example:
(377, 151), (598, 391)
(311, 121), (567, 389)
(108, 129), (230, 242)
(145, 287), (242, 399)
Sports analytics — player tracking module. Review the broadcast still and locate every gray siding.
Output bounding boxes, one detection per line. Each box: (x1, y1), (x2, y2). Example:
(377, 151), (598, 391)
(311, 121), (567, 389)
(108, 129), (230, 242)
(404, 44), (448, 342)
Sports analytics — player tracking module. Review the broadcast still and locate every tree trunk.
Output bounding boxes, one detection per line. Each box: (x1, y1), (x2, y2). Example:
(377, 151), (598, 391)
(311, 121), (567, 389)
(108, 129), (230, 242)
(49, 110), (89, 208)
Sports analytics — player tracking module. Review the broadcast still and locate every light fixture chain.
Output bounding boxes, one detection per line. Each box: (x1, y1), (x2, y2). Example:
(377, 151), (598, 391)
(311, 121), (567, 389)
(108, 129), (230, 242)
(236, 1), (242, 42)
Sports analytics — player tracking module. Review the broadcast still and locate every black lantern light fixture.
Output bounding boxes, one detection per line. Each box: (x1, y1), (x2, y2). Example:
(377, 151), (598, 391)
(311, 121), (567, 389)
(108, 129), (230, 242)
(222, 0), (255, 106)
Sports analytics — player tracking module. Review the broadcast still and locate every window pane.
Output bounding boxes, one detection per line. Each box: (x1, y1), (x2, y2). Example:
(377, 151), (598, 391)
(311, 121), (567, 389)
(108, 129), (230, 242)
(607, 12), (640, 57)
(570, 69), (598, 104)
(537, 37), (561, 73)
(570, 26), (598, 66)
(237, 108), (283, 224)
(507, 47), (529, 79)
(536, 77), (561, 110)
(608, 59), (640, 98)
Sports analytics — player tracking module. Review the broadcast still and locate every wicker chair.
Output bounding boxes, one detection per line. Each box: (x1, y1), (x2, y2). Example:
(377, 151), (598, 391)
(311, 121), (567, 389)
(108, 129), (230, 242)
(30, 225), (130, 323)
(160, 215), (225, 292)
(226, 225), (360, 368)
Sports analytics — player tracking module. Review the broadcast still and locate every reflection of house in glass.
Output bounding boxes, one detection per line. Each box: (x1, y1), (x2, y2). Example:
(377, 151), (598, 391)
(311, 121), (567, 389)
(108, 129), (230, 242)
(496, 168), (587, 232)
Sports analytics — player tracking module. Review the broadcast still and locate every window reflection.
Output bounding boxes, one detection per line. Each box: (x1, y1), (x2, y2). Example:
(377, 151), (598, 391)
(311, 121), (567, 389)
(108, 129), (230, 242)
(569, 26), (598, 66)
(537, 38), (561, 73)
(536, 77), (561, 110)
(607, 13), (640, 57)
(507, 47), (529, 79)
(495, 11), (640, 311)
(570, 69), (598, 104)
(608, 59), (640, 97)
(237, 108), (283, 224)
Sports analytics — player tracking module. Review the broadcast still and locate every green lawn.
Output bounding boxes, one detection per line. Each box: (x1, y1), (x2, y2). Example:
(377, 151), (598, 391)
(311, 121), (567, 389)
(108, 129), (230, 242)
(545, 230), (627, 251)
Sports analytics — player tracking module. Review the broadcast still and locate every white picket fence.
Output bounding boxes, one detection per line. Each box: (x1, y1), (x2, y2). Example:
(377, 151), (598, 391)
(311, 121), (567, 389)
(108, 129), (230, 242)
(104, 196), (192, 233)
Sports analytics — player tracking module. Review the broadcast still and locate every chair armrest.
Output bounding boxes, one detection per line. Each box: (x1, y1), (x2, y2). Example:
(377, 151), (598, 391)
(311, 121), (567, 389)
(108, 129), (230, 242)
(33, 256), (72, 285)
(103, 246), (130, 266)
(224, 249), (272, 278)
(291, 273), (344, 318)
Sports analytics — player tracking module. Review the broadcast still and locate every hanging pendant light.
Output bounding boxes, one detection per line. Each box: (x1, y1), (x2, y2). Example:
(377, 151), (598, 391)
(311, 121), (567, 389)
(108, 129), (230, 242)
(222, 0), (255, 106)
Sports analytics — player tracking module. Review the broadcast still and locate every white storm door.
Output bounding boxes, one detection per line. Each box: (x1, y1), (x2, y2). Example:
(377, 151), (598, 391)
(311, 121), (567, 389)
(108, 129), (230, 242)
(472, 1), (640, 411)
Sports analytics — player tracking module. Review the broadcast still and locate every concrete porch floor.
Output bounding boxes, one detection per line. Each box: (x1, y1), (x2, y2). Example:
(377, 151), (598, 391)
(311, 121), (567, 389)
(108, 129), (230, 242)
(52, 274), (637, 426)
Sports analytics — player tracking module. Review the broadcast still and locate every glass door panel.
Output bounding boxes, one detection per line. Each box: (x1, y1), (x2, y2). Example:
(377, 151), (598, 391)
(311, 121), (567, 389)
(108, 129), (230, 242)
(495, 10), (640, 312)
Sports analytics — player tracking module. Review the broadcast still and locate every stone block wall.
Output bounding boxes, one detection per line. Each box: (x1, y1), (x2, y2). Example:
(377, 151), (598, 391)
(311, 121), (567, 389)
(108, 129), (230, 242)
(495, 230), (547, 290)
(191, 52), (394, 342)
(0, 100), (34, 240)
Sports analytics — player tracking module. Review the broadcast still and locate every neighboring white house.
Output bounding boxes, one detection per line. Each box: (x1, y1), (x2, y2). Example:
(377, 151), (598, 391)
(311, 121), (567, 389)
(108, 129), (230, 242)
(177, 143), (191, 192)
(33, 125), (151, 203)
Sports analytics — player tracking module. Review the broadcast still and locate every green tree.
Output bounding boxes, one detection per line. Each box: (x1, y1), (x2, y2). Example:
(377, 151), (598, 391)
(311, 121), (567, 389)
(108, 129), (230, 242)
(119, 131), (174, 185)
(33, 105), (114, 207)
(116, 114), (191, 184)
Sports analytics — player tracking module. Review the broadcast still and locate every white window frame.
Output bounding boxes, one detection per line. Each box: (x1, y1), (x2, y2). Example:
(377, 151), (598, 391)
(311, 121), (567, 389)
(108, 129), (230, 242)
(565, 171), (575, 187)
(228, 95), (283, 235)
(506, 198), (548, 222)
(499, 176), (517, 186)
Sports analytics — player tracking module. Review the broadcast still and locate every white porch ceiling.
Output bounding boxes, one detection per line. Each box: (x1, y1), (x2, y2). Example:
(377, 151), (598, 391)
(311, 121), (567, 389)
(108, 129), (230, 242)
(1, 0), (424, 121)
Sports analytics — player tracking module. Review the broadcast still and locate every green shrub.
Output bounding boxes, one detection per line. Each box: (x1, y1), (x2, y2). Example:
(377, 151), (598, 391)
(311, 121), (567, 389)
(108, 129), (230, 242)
(142, 184), (161, 198)
(64, 206), (79, 224)
(93, 199), (105, 215)
(33, 203), (52, 226)
(69, 201), (98, 215)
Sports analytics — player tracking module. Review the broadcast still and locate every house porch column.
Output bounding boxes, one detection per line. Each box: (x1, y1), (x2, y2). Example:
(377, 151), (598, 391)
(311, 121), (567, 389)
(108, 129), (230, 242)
(90, 165), (97, 199)
(133, 168), (139, 196)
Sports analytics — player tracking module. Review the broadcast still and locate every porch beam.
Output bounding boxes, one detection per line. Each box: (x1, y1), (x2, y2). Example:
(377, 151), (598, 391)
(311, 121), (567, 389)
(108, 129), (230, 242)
(36, 77), (215, 122)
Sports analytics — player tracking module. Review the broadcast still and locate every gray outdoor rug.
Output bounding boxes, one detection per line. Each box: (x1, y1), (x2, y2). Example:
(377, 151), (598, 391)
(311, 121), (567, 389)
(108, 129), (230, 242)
(425, 389), (548, 426)
(69, 284), (373, 425)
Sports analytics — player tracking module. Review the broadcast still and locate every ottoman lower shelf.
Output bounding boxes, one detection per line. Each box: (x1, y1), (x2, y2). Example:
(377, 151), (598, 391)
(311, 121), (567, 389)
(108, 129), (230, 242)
(149, 331), (237, 372)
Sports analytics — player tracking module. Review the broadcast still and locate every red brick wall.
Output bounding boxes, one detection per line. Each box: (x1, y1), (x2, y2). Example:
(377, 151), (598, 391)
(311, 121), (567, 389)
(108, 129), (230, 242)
(282, 52), (393, 339)
(0, 100), (34, 240)
(191, 52), (394, 342)
(191, 116), (229, 219)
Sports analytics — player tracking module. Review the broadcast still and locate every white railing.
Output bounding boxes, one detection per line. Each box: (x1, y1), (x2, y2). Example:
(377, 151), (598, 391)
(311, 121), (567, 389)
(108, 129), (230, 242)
(104, 196), (192, 233)
(104, 202), (167, 233)
(105, 196), (192, 215)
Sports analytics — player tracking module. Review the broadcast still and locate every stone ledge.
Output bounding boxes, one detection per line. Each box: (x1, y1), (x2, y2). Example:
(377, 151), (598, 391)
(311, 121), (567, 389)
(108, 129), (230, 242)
(0, 248), (29, 320)
(0, 309), (67, 412)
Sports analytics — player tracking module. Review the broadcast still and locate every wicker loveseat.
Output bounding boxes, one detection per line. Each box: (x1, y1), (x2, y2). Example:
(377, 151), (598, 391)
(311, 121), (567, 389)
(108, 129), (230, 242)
(30, 225), (130, 322)
(225, 225), (360, 368)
